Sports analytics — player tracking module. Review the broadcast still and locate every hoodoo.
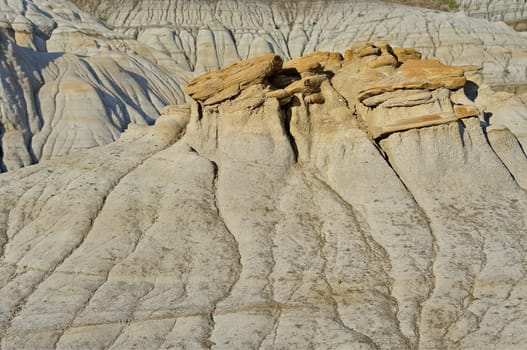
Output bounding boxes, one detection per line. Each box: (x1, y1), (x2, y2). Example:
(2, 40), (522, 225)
(1, 46), (525, 349)
(1, 1), (527, 349)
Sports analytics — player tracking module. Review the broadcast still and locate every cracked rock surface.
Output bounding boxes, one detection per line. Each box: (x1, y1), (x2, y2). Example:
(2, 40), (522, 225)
(457, 0), (527, 31)
(1, 45), (526, 349)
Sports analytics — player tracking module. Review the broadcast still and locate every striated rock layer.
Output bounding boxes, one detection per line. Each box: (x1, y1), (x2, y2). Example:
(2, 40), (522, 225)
(72, 0), (527, 88)
(1, 46), (526, 349)
(0, 0), (189, 172)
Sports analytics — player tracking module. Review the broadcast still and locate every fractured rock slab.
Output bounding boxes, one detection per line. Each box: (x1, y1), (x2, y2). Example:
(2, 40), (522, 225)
(333, 43), (481, 138)
(185, 53), (283, 105)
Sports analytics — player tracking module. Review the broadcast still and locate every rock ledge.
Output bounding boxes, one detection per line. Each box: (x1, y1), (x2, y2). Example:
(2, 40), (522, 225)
(186, 42), (481, 139)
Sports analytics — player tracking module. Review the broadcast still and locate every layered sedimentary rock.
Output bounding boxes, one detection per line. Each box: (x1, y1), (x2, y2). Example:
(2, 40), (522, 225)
(1, 46), (526, 350)
(2, 0), (527, 171)
(333, 43), (480, 138)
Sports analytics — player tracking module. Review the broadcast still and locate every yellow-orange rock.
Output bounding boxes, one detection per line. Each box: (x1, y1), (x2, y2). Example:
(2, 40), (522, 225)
(185, 44), (481, 139)
(367, 54), (398, 68)
(283, 51), (343, 73)
(358, 59), (478, 101)
(185, 53), (283, 105)
(284, 74), (326, 95)
(372, 112), (463, 138)
(392, 47), (422, 62)
(454, 104), (480, 118)
(331, 43), (482, 138)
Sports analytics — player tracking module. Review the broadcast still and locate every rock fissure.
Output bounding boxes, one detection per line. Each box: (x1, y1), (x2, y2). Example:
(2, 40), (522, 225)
(280, 101), (299, 163)
(0, 162), (134, 339)
(374, 141), (439, 348)
(299, 174), (380, 350)
(157, 318), (179, 350)
(0, 115), (186, 346)
(103, 324), (128, 350)
(484, 130), (527, 192)
(204, 160), (242, 349)
(306, 171), (408, 349)
(52, 161), (163, 348)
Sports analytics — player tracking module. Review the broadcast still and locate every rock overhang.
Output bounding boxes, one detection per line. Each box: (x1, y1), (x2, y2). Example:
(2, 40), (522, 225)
(185, 42), (482, 139)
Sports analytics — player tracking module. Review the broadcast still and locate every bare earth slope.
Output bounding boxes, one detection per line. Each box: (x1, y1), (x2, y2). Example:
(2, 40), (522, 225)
(1, 44), (526, 350)
(2, 0), (527, 171)
(1, 2), (527, 349)
(70, 0), (527, 88)
(0, 0), (189, 171)
(457, 0), (527, 31)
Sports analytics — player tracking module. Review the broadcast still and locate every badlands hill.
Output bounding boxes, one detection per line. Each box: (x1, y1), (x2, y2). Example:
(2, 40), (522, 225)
(70, 0), (527, 87)
(0, 1), (527, 350)
(2, 0), (527, 171)
(1, 42), (527, 350)
(458, 0), (527, 31)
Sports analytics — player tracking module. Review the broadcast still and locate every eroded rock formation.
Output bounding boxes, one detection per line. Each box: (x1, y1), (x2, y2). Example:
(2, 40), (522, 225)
(185, 43), (481, 139)
(1, 46), (526, 350)
(0, 0), (189, 172)
(71, 0), (527, 88)
(458, 0), (527, 31)
(2, 0), (527, 172)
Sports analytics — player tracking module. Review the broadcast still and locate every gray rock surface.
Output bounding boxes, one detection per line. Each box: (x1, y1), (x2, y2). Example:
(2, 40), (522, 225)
(73, 0), (527, 88)
(458, 0), (527, 31)
(2, 0), (527, 170)
(0, 0), (189, 171)
(1, 44), (527, 349)
(1, 1), (527, 349)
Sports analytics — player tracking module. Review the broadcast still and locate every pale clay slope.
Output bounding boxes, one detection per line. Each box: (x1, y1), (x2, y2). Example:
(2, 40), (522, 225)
(0, 44), (527, 350)
(80, 0), (527, 87)
(0, 1), (526, 349)
(0, 0), (189, 172)
(3, 0), (527, 171)
(458, 0), (527, 31)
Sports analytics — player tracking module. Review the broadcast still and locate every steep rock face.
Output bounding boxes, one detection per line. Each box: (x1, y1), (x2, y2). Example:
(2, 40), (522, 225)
(0, 0), (189, 172)
(1, 48), (526, 349)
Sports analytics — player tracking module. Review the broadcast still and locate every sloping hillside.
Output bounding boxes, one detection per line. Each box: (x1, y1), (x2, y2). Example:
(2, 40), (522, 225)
(1, 45), (526, 350)
(1, 0), (527, 171)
